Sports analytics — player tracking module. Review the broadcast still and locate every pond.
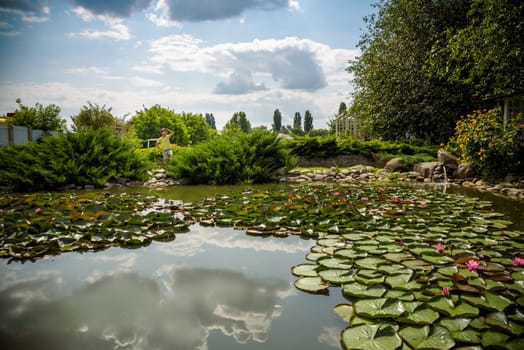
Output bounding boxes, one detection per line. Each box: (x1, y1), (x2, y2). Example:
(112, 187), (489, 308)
(1, 183), (523, 350)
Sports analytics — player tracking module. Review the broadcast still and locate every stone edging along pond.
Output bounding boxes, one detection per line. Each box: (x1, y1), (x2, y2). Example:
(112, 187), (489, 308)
(139, 165), (524, 201)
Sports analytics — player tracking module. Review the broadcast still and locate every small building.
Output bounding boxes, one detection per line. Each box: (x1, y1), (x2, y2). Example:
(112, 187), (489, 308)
(335, 112), (368, 140)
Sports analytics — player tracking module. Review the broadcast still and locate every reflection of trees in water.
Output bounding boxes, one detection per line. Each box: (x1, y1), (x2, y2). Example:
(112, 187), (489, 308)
(0, 268), (292, 350)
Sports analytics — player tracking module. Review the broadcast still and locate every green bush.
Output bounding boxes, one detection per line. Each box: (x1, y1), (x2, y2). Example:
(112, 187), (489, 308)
(167, 130), (295, 184)
(287, 135), (437, 160)
(0, 129), (150, 192)
(448, 109), (524, 179)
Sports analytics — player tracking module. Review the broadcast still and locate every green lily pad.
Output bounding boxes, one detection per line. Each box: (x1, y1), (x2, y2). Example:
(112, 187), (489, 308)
(429, 296), (479, 318)
(355, 257), (385, 270)
(333, 304), (353, 323)
(317, 256), (353, 269)
(354, 298), (406, 319)
(461, 292), (512, 312)
(481, 330), (509, 348)
(401, 259), (433, 273)
(291, 264), (319, 277)
(294, 277), (329, 295)
(397, 302), (440, 325)
(341, 324), (402, 350)
(343, 282), (387, 299)
(399, 325), (455, 350)
(318, 269), (355, 285)
(334, 248), (368, 260)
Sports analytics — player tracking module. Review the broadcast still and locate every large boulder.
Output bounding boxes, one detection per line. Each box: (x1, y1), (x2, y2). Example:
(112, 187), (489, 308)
(438, 149), (458, 169)
(413, 161), (440, 179)
(455, 163), (475, 179)
(385, 157), (406, 172)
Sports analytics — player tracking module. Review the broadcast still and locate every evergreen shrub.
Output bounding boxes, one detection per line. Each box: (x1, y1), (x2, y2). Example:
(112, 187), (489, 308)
(0, 128), (149, 191)
(167, 130), (295, 184)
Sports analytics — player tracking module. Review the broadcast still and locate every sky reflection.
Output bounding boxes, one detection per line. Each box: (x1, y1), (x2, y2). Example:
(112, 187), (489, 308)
(0, 226), (346, 350)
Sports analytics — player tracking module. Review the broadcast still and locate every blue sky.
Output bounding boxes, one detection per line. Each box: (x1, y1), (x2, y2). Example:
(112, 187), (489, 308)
(0, 0), (376, 129)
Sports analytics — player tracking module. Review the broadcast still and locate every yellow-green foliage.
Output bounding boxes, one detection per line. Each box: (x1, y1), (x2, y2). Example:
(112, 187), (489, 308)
(448, 109), (524, 179)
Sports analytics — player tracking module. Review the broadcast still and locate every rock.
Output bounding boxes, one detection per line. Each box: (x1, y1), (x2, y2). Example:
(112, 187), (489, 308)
(455, 163), (475, 179)
(414, 162), (440, 178)
(438, 149), (458, 166)
(385, 158), (406, 172)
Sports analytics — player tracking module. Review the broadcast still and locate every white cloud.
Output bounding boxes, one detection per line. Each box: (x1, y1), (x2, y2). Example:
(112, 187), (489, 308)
(132, 63), (164, 74)
(131, 76), (164, 87)
(146, 0), (182, 28)
(69, 6), (131, 41)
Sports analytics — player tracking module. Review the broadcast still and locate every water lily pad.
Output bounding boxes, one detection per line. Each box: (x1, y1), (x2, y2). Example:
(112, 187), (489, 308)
(355, 257), (385, 270)
(291, 264), (319, 277)
(402, 259), (433, 273)
(341, 324), (402, 350)
(354, 298), (406, 319)
(399, 325), (455, 350)
(343, 282), (387, 299)
(462, 292), (512, 312)
(335, 248), (368, 260)
(383, 252), (414, 264)
(397, 302), (440, 325)
(332, 304), (354, 324)
(317, 256), (353, 269)
(294, 277), (329, 295)
(318, 269), (355, 285)
(430, 296), (479, 318)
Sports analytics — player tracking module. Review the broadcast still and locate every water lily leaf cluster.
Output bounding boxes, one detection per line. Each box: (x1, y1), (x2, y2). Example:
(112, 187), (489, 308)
(1, 183), (523, 349)
(193, 184), (524, 349)
(0, 192), (195, 260)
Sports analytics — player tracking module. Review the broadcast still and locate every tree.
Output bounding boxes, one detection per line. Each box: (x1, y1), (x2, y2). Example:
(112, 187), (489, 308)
(272, 109), (282, 132)
(224, 112), (252, 133)
(348, 0), (474, 144)
(205, 113), (216, 129)
(182, 112), (216, 144)
(427, 0), (524, 98)
(7, 98), (65, 132)
(131, 105), (189, 145)
(293, 112), (302, 131)
(72, 102), (116, 131)
(304, 110), (313, 133)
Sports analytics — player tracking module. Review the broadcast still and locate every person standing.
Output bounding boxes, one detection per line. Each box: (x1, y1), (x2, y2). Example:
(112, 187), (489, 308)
(156, 128), (174, 160)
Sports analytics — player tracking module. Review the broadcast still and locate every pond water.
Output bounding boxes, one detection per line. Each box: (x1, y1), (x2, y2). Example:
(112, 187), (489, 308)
(1, 183), (523, 350)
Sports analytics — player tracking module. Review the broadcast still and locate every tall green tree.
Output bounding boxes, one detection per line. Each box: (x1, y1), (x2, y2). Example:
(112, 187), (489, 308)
(348, 0), (474, 144)
(272, 109), (282, 132)
(427, 0), (524, 98)
(8, 98), (65, 132)
(304, 110), (313, 133)
(293, 112), (302, 131)
(205, 113), (216, 129)
(224, 112), (252, 133)
(131, 105), (189, 145)
(182, 112), (216, 144)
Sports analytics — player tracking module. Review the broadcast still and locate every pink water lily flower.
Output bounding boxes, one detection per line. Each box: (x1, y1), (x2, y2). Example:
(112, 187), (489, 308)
(392, 196), (400, 204)
(512, 257), (524, 267)
(419, 201), (427, 207)
(435, 242), (444, 253)
(441, 287), (450, 297)
(465, 259), (481, 271)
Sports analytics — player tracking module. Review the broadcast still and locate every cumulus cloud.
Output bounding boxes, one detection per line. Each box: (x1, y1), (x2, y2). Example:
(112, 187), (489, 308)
(158, 0), (292, 22)
(149, 35), (329, 94)
(67, 0), (153, 18)
(214, 70), (267, 95)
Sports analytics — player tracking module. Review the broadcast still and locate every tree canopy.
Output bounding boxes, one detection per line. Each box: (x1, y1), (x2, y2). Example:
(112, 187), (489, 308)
(347, 0), (521, 144)
(6, 99), (65, 132)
